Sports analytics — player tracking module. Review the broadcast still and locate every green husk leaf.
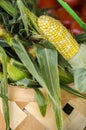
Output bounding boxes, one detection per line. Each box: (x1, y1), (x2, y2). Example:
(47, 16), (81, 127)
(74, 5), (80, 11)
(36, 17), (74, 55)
(69, 44), (86, 69)
(15, 77), (38, 87)
(0, 0), (14, 16)
(74, 68), (86, 93)
(0, 12), (10, 31)
(0, 39), (8, 47)
(59, 65), (73, 84)
(0, 72), (3, 81)
(17, 0), (39, 35)
(69, 44), (86, 93)
(35, 45), (63, 130)
(7, 58), (29, 81)
(12, 36), (63, 130)
(61, 84), (86, 99)
(75, 33), (86, 43)
(34, 88), (47, 116)
(17, 0), (29, 35)
(10, 58), (30, 75)
(0, 47), (10, 130)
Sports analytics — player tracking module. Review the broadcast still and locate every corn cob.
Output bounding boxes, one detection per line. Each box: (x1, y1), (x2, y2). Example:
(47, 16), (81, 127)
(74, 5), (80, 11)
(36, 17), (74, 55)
(37, 15), (79, 60)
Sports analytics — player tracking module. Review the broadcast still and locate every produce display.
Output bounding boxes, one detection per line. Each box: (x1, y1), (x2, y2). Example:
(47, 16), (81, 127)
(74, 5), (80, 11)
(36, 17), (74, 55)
(0, 0), (86, 130)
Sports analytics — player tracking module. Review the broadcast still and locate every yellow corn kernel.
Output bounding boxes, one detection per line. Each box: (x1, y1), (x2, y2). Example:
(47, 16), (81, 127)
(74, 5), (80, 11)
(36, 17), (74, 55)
(37, 15), (79, 60)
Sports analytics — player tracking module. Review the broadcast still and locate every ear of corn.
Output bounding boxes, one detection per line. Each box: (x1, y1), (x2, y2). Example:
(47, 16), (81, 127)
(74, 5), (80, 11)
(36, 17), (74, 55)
(37, 15), (79, 60)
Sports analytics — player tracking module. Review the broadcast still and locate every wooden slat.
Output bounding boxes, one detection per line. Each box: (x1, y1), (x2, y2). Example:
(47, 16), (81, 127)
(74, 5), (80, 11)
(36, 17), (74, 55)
(8, 86), (35, 102)
(16, 114), (46, 130)
(63, 109), (86, 130)
(69, 98), (86, 116)
(0, 110), (6, 130)
(16, 102), (28, 110)
(8, 86), (47, 103)
(9, 101), (27, 130)
(61, 89), (77, 107)
(25, 102), (57, 130)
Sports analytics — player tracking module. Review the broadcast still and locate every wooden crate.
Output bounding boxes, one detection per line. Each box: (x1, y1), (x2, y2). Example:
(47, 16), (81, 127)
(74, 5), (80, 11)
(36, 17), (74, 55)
(0, 86), (86, 130)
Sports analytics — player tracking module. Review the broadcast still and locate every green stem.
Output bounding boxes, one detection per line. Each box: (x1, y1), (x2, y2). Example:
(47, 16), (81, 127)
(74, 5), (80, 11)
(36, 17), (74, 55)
(0, 47), (10, 130)
(58, 0), (86, 31)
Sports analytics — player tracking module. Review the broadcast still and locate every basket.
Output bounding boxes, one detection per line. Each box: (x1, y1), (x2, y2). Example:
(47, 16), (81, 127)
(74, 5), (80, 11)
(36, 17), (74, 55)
(0, 85), (86, 130)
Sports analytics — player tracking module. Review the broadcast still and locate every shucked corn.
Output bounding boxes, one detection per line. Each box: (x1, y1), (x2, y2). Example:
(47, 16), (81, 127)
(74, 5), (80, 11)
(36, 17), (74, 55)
(37, 15), (79, 60)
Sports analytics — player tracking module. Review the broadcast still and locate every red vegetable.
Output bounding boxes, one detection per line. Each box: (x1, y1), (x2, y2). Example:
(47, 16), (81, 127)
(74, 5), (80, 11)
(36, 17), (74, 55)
(56, 7), (75, 28)
(64, 0), (81, 8)
(80, 4), (86, 17)
(45, 8), (57, 18)
(70, 17), (86, 35)
(37, 0), (60, 9)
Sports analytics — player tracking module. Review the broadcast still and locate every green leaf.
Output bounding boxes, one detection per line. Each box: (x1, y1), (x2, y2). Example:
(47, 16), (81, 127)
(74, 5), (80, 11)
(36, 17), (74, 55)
(59, 65), (73, 84)
(0, 47), (7, 96)
(0, 12), (10, 31)
(68, 43), (86, 93)
(12, 37), (57, 104)
(0, 39), (8, 47)
(12, 36), (42, 83)
(0, 0), (14, 16)
(74, 68), (86, 93)
(68, 44), (86, 69)
(22, 0), (38, 14)
(75, 33), (86, 43)
(12, 36), (63, 130)
(17, 0), (39, 34)
(35, 45), (63, 130)
(10, 58), (30, 76)
(61, 84), (86, 99)
(34, 88), (47, 116)
(7, 58), (29, 81)
(0, 47), (10, 130)
(17, 0), (29, 34)
(15, 77), (38, 87)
